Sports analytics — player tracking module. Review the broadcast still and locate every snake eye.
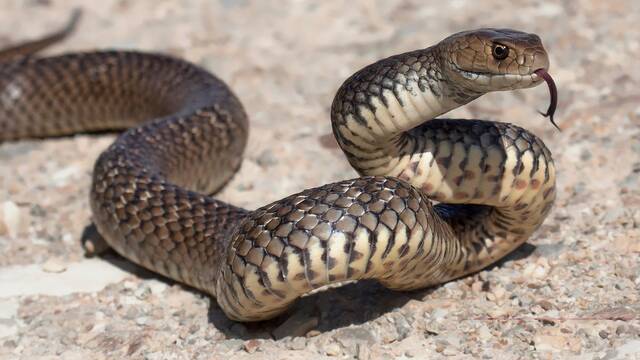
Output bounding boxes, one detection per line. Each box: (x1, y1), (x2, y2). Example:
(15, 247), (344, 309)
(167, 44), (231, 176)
(492, 44), (509, 60)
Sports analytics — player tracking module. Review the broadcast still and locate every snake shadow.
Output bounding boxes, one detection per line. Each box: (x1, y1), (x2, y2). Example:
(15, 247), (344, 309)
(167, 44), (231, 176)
(81, 223), (536, 340)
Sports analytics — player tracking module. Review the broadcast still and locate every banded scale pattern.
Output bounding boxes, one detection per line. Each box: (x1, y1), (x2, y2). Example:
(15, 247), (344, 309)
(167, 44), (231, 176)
(216, 177), (454, 320)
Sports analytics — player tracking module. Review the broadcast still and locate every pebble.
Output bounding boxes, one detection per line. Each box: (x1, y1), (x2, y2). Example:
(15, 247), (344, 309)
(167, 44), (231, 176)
(442, 348), (458, 356)
(288, 336), (307, 350)
(405, 349), (417, 358)
(537, 300), (555, 310)
(41, 258), (67, 273)
(334, 326), (377, 346)
(255, 149), (278, 167)
(243, 339), (260, 353)
(0, 201), (25, 237)
(306, 330), (321, 337)
(134, 285), (151, 300)
(324, 342), (342, 356)
(147, 279), (168, 295)
(135, 316), (148, 326)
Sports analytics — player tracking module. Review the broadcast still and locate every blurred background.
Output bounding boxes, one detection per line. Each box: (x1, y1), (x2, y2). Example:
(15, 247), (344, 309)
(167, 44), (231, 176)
(0, 0), (638, 358)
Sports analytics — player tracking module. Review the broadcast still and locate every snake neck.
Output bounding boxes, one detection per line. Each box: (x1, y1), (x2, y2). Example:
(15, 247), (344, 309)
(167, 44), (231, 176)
(331, 46), (477, 177)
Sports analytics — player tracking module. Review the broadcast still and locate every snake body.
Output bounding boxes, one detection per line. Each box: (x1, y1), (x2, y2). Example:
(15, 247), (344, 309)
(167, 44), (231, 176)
(0, 18), (556, 321)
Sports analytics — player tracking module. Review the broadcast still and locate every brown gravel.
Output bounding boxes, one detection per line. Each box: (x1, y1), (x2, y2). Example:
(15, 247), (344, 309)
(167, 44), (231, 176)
(1, 0), (639, 359)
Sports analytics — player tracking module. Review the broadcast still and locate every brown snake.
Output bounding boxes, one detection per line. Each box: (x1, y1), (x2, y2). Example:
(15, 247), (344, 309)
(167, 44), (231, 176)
(0, 13), (557, 321)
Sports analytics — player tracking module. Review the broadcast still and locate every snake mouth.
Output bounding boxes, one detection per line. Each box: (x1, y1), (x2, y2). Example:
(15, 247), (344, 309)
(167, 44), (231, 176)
(534, 68), (559, 131)
(452, 62), (544, 89)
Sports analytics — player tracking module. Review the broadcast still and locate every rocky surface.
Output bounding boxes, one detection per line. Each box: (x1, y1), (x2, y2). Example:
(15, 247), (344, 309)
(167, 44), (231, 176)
(0, 0), (638, 359)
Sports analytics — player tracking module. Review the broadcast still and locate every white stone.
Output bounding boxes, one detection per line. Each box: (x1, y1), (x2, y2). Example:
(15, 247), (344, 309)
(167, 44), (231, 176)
(41, 258), (68, 273)
(324, 343), (342, 356)
(147, 279), (168, 295)
(0, 201), (21, 237)
(0, 259), (130, 297)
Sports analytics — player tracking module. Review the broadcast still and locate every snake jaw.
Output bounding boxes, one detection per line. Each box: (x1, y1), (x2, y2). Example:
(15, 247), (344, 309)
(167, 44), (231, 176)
(448, 61), (544, 93)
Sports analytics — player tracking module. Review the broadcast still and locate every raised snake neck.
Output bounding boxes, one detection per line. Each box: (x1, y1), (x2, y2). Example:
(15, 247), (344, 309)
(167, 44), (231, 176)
(0, 15), (556, 321)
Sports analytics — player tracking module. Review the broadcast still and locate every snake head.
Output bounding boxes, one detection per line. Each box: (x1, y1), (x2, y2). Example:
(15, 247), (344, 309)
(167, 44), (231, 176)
(440, 28), (550, 93)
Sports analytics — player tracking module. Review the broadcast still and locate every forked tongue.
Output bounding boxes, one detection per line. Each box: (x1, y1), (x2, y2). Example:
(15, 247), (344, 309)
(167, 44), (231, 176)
(534, 68), (559, 131)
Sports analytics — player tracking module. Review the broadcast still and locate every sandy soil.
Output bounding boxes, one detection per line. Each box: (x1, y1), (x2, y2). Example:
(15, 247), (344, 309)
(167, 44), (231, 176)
(0, 0), (638, 359)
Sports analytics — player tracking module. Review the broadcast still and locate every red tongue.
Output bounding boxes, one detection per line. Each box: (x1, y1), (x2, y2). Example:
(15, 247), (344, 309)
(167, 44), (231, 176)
(534, 68), (560, 131)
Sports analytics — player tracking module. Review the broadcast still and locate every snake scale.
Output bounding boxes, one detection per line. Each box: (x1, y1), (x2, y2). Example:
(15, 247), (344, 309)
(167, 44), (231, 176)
(0, 13), (557, 321)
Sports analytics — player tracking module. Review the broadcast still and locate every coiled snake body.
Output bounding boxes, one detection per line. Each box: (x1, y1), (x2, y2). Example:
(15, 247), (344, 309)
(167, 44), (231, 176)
(0, 16), (557, 321)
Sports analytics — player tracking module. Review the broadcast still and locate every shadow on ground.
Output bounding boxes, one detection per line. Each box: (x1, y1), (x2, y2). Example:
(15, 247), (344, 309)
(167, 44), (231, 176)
(81, 223), (538, 340)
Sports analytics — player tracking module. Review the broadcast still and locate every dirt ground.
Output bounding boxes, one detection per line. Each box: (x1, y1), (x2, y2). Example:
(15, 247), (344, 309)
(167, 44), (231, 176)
(0, 0), (638, 359)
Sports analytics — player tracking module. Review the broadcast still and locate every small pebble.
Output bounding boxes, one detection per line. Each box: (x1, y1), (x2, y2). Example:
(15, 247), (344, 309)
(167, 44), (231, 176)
(288, 337), (307, 350)
(41, 258), (67, 273)
(324, 343), (342, 356)
(255, 149), (278, 167)
(244, 339), (260, 353)
(0, 201), (24, 237)
(135, 316), (148, 326)
(443, 348), (457, 356)
(538, 300), (555, 310)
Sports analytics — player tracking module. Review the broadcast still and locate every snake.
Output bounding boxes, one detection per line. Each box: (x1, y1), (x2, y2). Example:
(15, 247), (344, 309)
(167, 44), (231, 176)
(0, 12), (558, 322)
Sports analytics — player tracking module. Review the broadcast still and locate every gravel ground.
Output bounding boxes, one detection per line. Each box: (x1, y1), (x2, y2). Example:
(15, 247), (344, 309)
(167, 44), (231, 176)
(0, 0), (639, 359)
